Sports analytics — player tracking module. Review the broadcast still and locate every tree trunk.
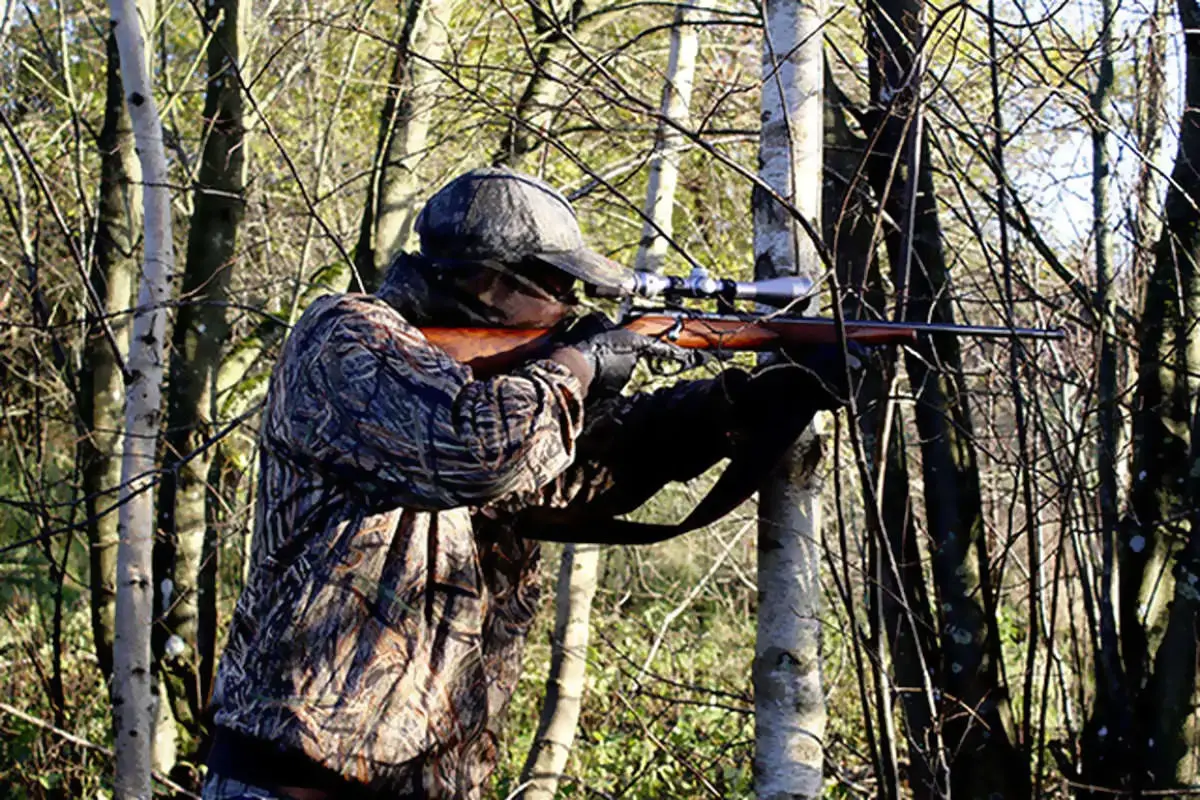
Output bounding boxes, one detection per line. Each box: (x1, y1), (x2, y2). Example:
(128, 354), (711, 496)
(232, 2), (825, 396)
(864, 0), (1026, 795)
(752, 0), (825, 797)
(81, 23), (141, 683)
(1081, 0), (1136, 791)
(1117, 0), (1200, 736)
(518, 14), (702, 790)
(517, 543), (600, 799)
(898, 133), (1028, 800)
(1123, 0), (1200, 791)
(634, 0), (701, 273)
(108, 0), (177, 792)
(825, 71), (943, 800)
(154, 0), (246, 758)
(491, 0), (585, 169)
(1131, 0), (1168, 302)
(353, 0), (456, 289)
(1142, 425), (1200, 790)
(1093, 0), (1121, 696)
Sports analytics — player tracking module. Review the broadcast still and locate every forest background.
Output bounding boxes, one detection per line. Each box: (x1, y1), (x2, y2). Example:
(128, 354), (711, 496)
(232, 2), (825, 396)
(2, 0), (1199, 797)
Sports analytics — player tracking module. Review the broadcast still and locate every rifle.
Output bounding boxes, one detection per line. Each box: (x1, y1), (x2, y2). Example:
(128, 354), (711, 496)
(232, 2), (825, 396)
(420, 269), (1066, 375)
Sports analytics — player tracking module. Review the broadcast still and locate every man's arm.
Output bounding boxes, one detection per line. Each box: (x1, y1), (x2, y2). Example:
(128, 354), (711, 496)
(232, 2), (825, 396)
(475, 353), (853, 541)
(267, 295), (587, 510)
(474, 374), (742, 524)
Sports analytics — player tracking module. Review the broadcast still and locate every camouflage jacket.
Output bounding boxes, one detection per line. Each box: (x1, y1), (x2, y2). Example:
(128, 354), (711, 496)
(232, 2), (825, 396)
(209, 293), (732, 798)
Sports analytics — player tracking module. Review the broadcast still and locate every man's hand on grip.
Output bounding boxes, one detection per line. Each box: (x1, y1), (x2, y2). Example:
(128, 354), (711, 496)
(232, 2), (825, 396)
(554, 312), (706, 397)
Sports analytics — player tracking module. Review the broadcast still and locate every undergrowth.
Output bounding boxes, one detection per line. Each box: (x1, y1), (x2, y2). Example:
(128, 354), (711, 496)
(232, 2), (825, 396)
(0, 476), (874, 799)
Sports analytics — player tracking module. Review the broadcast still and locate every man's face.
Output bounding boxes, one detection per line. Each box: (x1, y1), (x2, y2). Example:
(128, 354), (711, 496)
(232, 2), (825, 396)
(434, 258), (577, 328)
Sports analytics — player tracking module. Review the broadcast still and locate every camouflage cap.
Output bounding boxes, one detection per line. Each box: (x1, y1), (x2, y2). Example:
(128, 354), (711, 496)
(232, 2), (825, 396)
(415, 167), (633, 290)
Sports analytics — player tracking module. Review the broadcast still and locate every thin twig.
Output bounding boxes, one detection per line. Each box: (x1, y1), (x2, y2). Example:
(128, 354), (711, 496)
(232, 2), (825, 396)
(0, 701), (202, 799)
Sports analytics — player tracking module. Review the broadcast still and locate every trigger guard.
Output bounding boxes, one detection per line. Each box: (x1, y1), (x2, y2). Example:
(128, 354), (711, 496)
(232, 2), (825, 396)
(665, 317), (684, 342)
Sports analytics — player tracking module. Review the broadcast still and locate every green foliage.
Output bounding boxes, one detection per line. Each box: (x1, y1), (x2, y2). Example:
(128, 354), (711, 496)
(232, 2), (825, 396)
(492, 532), (761, 800)
(0, 591), (113, 799)
(2, 0), (1199, 793)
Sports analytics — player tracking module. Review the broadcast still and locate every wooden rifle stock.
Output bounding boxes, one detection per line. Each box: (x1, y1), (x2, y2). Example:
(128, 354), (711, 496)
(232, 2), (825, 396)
(420, 314), (1064, 376)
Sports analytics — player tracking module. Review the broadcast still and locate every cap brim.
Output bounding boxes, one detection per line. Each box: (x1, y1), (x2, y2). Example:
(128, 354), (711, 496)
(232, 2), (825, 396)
(533, 248), (634, 291)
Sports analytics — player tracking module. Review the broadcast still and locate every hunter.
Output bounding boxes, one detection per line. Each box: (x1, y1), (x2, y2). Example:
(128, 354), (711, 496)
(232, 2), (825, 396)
(202, 167), (847, 800)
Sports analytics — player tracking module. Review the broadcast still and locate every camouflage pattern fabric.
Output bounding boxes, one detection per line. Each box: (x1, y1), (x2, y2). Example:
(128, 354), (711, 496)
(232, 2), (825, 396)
(209, 293), (591, 798)
(209, 292), (736, 798)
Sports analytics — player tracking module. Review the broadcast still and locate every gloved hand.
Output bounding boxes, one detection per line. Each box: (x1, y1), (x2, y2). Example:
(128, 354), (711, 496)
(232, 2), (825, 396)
(553, 312), (708, 397)
(726, 342), (864, 438)
(771, 341), (866, 409)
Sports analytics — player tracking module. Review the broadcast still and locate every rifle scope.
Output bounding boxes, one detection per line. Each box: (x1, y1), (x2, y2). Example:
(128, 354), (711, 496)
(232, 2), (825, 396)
(592, 268), (816, 310)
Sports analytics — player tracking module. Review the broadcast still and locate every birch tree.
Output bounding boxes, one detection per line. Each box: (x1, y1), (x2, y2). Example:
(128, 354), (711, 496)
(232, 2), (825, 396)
(752, 0), (825, 796)
(353, 0), (456, 289)
(517, 542), (600, 799)
(154, 0), (247, 757)
(635, 0), (701, 274)
(107, 0), (176, 792)
(82, 18), (142, 682)
(519, 11), (702, 793)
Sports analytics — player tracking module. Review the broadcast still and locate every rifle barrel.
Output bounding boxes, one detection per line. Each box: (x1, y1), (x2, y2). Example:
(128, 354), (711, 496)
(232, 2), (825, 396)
(624, 312), (1066, 349)
(420, 314), (1066, 377)
(628, 312), (1066, 341)
(856, 319), (1067, 340)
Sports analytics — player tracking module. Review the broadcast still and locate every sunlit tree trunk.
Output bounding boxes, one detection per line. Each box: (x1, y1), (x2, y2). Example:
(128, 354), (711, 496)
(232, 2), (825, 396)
(752, 0), (825, 796)
(1143, 399), (1200, 791)
(1131, 0), (1168, 302)
(108, 0), (176, 791)
(82, 22), (142, 683)
(635, 0), (700, 273)
(353, 0), (456, 289)
(154, 0), (246, 761)
(517, 543), (600, 799)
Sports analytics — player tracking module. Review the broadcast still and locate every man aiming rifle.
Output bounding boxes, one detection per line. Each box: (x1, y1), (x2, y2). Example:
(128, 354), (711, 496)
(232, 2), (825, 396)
(201, 167), (852, 800)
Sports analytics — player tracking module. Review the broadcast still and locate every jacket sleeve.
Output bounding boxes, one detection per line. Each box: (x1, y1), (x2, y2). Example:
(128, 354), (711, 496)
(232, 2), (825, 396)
(476, 371), (746, 524)
(266, 295), (586, 511)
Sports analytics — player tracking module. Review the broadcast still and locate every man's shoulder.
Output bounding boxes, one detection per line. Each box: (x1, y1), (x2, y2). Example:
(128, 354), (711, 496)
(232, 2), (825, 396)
(289, 293), (421, 351)
(267, 292), (442, 410)
(298, 292), (410, 326)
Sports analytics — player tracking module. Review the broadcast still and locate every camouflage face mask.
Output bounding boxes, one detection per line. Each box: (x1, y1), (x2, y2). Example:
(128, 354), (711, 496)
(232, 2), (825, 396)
(377, 253), (578, 328)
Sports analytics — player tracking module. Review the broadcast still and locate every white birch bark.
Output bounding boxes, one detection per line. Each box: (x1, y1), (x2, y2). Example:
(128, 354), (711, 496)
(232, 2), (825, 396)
(752, 0), (826, 797)
(108, 0), (176, 793)
(517, 543), (601, 800)
(635, 0), (702, 273)
(517, 13), (705, 795)
(372, 0), (456, 266)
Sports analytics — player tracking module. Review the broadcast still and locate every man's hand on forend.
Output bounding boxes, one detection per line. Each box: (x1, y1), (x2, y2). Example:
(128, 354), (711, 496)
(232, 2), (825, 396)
(727, 342), (864, 431)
